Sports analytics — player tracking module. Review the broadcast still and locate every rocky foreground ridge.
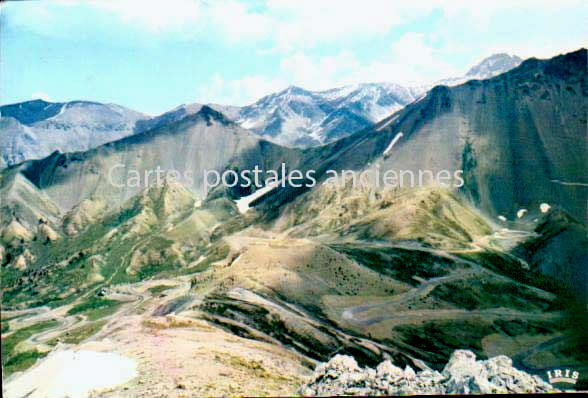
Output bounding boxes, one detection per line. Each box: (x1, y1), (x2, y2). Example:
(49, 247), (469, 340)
(298, 350), (556, 395)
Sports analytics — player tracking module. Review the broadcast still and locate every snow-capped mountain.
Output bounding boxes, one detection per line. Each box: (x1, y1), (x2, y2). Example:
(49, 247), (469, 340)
(435, 53), (523, 88)
(0, 53), (524, 167)
(0, 100), (149, 168)
(234, 83), (418, 147)
(465, 53), (523, 79)
(129, 83), (418, 148)
(225, 53), (523, 148)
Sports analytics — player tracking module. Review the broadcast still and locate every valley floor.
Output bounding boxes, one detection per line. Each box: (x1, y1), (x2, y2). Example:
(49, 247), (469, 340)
(3, 232), (585, 396)
(2, 184), (586, 396)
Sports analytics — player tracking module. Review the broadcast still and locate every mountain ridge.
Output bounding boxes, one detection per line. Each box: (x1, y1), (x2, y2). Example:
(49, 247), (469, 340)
(0, 100), (149, 169)
(0, 53), (525, 169)
(229, 53), (524, 147)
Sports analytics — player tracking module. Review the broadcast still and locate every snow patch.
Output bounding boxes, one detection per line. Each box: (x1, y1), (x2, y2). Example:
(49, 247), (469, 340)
(550, 179), (588, 187)
(383, 132), (403, 157)
(5, 349), (137, 398)
(235, 180), (282, 214)
(47, 104), (68, 121)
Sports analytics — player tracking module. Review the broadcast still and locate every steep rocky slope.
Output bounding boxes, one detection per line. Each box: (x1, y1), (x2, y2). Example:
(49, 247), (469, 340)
(514, 208), (588, 298)
(260, 49), (586, 223)
(230, 54), (523, 147)
(263, 49), (587, 298)
(374, 50), (586, 222)
(0, 105), (302, 229)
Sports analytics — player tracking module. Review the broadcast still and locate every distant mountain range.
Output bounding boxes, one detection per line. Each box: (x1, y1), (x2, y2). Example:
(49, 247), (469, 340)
(0, 100), (148, 169)
(1, 49), (586, 389)
(0, 53), (522, 168)
(233, 53), (522, 147)
(3, 49), (585, 250)
(256, 49), (585, 223)
(232, 83), (420, 147)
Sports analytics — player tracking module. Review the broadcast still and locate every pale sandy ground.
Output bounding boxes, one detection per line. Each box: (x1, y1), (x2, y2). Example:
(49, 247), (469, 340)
(3, 278), (311, 398)
(4, 350), (137, 398)
(83, 315), (311, 397)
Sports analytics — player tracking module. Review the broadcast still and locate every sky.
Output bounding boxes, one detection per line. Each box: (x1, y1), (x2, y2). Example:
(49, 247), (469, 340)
(1, 0), (586, 115)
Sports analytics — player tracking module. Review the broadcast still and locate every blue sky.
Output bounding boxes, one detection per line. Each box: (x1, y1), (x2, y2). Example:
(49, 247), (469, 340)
(1, 0), (586, 115)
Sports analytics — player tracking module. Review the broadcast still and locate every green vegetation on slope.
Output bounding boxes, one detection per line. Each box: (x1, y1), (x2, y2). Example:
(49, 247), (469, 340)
(148, 284), (175, 295)
(330, 243), (460, 286)
(47, 320), (107, 346)
(3, 350), (48, 377)
(1, 319), (59, 376)
(66, 296), (122, 321)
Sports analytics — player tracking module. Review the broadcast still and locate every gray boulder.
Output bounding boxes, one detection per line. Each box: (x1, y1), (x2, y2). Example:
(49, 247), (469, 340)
(298, 350), (556, 396)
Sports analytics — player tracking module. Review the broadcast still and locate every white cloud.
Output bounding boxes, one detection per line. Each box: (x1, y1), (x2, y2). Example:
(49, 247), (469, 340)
(5, 0), (586, 106)
(231, 75), (288, 103)
(390, 33), (434, 66)
(203, 39), (456, 105)
(265, 0), (409, 51)
(198, 52), (362, 105)
(275, 33), (458, 90)
(71, 0), (417, 48)
(31, 92), (51, 101)
(197, 73), (287, 106)
(84, 0), (275, 43)
(279, 51), (361, 90)
(12, 0), (586, 52)
(8, 1), (456, 49)
(207, 1), (273, 43)
(86, 0), (203, 32)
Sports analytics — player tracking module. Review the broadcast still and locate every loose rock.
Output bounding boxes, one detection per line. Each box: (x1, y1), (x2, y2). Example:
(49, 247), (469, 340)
(298, 350), (556, 396)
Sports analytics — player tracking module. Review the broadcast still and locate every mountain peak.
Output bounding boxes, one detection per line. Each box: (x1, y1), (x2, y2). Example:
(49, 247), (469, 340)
(279, 85), (311, 96)
(465, 53), (523, 79)
(285, 85), (304, 91)
(274, 85), (297, 96)
(194, 105), (232, 125)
